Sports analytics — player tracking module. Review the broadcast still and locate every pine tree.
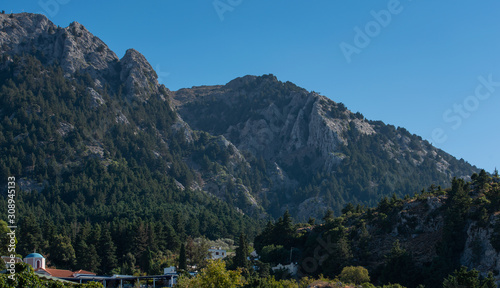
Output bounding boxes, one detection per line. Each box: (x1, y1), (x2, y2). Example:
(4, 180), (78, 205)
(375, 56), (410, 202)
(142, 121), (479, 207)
(18, 214), (43, 256)
(49, 234), (77, 270)
(477, 169), (491, 191)
(380, 240), (419, 287)
(342, 203), (355, 215)
(179, 243), (187, 271)
(99, 227), (117, 274)
(323, 209), (335, 223)
(233, 233), (249, 269)
(143, 248), (155, 275)
(133, 221), (148, 269)
(481, 272), (496, 288)
(442, 266), (480, 288)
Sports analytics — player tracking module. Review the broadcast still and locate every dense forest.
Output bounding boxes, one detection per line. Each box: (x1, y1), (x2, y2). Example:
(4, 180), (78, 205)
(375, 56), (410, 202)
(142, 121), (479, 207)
(148, 170), (500, 288)
(0, 54), (261, 275)
(248, 170), (500, 288)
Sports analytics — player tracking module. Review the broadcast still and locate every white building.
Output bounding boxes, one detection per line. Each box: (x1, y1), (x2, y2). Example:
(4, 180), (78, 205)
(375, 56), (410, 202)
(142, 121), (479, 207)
(1, 255), (22, 268)
(271, 263), (298, 276)
(23, 253), (45, 270)
(164, 266), (176, 274)
(208, 247), (227, 259)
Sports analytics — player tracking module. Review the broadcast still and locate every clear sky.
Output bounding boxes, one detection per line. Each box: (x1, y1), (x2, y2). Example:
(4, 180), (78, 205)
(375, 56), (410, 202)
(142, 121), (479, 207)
(5, 0), (500, 172)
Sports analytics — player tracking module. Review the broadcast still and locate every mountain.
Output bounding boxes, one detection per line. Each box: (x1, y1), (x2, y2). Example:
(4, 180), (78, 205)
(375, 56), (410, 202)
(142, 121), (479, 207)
(172, 74), (478, 219)
(0, 13), (263, 273)
(0, 13), (479, 220)
(0, 12), (482, 273)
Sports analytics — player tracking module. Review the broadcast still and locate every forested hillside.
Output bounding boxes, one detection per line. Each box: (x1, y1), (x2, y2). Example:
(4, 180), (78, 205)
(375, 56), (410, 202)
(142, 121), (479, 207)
(0, 45), (260, 274)
(0, 12), (487, 279)
(252, 170), (500, 287)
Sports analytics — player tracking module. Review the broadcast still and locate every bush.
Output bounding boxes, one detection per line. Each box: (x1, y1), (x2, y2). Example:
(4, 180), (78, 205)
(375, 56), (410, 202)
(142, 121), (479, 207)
(338, 266), (370, 285)
(176, 260), (242, 288)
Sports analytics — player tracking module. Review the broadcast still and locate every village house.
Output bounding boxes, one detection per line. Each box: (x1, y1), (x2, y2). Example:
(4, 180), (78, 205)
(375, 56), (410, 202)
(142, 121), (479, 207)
(1, 255), (23, 269)
(208, 247), (227, 259)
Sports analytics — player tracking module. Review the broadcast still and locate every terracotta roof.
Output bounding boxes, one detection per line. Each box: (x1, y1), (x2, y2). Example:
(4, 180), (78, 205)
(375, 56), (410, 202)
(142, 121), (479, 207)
(37, 268), (75, 278)
(73, 269), (96, 275)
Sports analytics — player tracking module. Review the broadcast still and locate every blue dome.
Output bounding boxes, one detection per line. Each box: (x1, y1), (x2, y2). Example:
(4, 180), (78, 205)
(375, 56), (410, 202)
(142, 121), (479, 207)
(25, 253), (44, 258)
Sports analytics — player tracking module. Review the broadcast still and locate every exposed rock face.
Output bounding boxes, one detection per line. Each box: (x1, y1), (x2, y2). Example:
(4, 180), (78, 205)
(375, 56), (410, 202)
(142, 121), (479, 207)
(297, 196), (329, 221)
(172, 75), (458, 175)
(0, 13), (118, 88)
(172, 74), (477, 218)
(0, 13), (161, 101)
(173, 76), (359, 172)
(0, 12), (263, 216)
(461, 217), (500, 277)
(361, 195), (500, 283)
(120, 48), (160, 101)
(87, 87), (105, 108)
(0, 13), (52, 49)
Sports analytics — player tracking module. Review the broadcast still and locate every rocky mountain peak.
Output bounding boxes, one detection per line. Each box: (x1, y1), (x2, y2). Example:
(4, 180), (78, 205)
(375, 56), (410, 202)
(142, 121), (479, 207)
(0, 13), (118, 89)
(57, 20), (118, 78)
(225, 74), (278, 90)
(119, 48), (160, 101)
(0, 13), (51, 52)
(0, 13), (165, 101)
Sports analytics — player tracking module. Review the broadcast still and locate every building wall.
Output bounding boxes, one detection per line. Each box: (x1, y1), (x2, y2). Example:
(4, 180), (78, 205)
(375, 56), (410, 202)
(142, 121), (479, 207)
(208, 248), (227, 259)
(24, 257), (45, 270)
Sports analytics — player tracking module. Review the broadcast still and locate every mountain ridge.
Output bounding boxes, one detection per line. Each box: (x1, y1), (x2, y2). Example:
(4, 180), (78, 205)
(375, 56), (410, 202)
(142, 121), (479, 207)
(0, 12), (479, 223)
(172, 73), (478, 218)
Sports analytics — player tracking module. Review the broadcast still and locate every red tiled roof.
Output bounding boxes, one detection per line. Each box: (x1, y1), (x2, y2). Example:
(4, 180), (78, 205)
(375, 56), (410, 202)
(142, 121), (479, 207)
(73, 269), (96, 275)
(37, 268), (75, 278)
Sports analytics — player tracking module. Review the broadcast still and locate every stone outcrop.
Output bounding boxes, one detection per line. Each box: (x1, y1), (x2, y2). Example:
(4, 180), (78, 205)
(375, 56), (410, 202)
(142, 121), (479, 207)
(0, 13), (162, 101)
(360, 195), (500, 283)
(461, 216), (500, 277)
(119, 48), (161, 101)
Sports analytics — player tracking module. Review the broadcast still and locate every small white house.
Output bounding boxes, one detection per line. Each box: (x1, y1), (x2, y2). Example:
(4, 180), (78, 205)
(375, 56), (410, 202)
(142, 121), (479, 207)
(1, 256), (22, 268)
(164, 266), (176, 274)
(272, 263), (298, 276)
(208, 247), (227, 259)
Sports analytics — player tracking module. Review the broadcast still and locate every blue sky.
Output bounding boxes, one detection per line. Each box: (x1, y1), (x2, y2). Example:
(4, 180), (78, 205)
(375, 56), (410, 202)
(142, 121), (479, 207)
(6, 0), (500, 172)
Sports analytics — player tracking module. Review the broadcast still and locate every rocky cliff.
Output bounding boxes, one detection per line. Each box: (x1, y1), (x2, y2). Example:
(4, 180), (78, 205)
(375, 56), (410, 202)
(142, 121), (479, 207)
(173, 74), (478, 219)
(0, 12), (163, 101)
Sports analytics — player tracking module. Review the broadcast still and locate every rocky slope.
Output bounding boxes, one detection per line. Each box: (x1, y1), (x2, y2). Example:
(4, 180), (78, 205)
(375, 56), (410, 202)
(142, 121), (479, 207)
(0, 13), (479, 221)
(173, 74), (478, 219)
(0, 12), (264, 217)
(0, 12), (162, 101)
